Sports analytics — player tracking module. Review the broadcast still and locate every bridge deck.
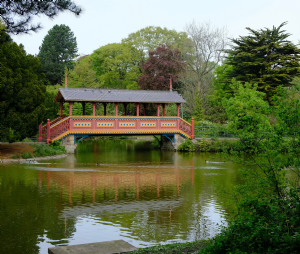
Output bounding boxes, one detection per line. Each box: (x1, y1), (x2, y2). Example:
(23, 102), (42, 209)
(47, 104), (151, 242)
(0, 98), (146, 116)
(39, 116), (194, 143)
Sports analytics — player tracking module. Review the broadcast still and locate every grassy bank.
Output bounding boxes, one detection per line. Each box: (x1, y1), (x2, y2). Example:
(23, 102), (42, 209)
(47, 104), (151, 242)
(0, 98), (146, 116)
(177, 138), (242, 153)
(11, 142), (66, 159)
(128, 240), (210, 254)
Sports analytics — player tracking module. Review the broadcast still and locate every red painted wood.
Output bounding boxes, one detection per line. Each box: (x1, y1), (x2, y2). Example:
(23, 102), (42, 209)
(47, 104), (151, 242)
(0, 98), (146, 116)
(177, 104), (180, 117)
(191, 118), (195, 139)
(136, 103), (140, 116)
(163, 104), (165, 116)
(42, 116), (192, 142)
(157, 104), (160, 116)
(115, 103), (118, 116)
(69, 102), (72, 116)
(47, 119), (50, 143)
(170, 76), (172, 91)
(92, 102), (95, 116)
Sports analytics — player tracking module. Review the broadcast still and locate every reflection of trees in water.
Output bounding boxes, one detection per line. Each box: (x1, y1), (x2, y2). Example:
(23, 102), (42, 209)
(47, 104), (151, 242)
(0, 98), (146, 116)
(0, 170), (77, 254)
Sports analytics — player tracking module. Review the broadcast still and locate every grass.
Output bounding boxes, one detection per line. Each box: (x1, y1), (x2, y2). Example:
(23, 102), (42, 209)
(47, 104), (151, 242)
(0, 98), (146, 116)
(33, 143), (66, 157)
(128, 241), (210, 254)
(21, 152), (33, 159)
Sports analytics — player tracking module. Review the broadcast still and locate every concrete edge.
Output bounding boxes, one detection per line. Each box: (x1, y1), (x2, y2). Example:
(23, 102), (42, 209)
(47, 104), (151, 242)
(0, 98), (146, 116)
(0, 153), (68, 164)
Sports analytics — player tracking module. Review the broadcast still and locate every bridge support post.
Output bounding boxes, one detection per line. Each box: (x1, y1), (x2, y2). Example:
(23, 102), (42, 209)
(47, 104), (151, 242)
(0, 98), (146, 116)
(161, 134), (185, 151)
(61, 135), (77, 154)
(191, 118), (195, 139)
(47, 119), (50, 143)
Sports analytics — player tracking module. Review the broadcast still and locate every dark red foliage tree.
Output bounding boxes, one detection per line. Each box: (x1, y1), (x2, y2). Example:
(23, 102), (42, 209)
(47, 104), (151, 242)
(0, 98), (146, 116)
(138, 45), (186, 90)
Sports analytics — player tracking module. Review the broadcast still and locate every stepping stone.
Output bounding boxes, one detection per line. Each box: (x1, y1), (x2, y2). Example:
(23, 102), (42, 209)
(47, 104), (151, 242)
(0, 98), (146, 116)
(48, 240), (138, 254)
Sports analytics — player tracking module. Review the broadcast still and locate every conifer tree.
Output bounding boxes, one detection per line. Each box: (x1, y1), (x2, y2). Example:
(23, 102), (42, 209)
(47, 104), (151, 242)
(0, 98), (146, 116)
(38, 24), (78, 85)
(225, 22), (300, 102)
(0, 0), (82, 35)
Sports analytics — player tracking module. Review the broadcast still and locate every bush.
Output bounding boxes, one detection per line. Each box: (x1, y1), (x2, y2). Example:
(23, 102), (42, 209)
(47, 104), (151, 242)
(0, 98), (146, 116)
(33, 144), (66, 157)
(11, 153), (21, 159)
(198, 137), (210, 152)
(22, 137), (33, 142)
(178, 138), (196, 152)
(21, 152), (33, 159)
(200, 188), (300, 254)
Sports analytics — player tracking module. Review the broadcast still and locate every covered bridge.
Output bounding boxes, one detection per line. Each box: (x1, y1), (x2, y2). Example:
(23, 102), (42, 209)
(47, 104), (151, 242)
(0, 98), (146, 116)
(39, 86), (194, 153)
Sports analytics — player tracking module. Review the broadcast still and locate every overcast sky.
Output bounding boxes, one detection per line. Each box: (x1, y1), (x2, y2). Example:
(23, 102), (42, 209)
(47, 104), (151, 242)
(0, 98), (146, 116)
(11, 0), (300, 56)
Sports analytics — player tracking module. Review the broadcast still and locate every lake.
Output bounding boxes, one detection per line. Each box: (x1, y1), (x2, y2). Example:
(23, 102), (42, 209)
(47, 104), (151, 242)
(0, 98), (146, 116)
(0, 139), (242, 253)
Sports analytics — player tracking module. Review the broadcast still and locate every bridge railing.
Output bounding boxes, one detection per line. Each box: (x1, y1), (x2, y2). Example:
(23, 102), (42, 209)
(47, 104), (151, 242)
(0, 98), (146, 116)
(39, 116), (194, 143)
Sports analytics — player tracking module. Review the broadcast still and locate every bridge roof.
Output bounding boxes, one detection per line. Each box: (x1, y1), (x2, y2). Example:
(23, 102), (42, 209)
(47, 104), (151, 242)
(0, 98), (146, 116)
(55, 87), (186, 104)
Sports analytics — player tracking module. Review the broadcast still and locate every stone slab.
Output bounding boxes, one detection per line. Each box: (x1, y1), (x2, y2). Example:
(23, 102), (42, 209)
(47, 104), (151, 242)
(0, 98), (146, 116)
(48, 240), (138, 254)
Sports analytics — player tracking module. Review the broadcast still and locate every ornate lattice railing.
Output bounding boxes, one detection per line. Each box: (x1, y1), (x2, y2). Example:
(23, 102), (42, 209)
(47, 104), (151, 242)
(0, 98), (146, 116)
(179, 118), (192, 137)
(39, 116), (194, 143)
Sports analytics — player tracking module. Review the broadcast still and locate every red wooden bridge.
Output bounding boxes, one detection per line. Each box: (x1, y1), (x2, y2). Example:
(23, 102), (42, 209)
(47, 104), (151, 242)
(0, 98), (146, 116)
(39, 115), (194, 143)
(38, 82), (194, 151)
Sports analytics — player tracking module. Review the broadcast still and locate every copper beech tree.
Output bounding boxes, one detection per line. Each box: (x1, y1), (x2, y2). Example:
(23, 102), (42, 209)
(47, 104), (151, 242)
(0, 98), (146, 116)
(138, 45), (186, 90)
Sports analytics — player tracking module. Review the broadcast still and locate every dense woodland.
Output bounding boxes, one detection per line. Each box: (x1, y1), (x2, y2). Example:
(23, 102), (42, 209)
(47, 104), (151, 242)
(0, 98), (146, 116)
(1, 2), (300, 252)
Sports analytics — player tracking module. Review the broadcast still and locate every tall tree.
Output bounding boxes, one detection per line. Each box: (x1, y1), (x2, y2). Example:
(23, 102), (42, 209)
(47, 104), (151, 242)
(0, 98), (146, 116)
(182, 21), (228, 119)
(67, 55), (98, 88)
(91, 43), (141, 89)
(0, 0), (82, 35)
(38, 24), (78, 85)
(138, 45), (186, 90)
(0, 30), (45, 141)
(225, 22), (300, 102)
(122, 26), (191, 62)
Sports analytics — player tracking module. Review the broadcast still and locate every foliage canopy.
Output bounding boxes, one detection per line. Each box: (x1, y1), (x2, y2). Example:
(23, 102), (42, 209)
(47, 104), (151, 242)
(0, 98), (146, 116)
(91, 43), (141, 89)
(225, 22), (300, 102)
(138, 45), (186, 90)
(38, 24), (78, 85)
(0, 0), (82, 34)
(0, 30), (45, 141)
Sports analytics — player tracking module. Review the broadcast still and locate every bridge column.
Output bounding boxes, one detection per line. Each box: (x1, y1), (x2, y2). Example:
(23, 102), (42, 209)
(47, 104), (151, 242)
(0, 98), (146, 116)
(115, 103), (118, 116)
(69, 102), (72, 116)
(61, 135), (77, 154)
(47, 119), (50, 143)
(191, 117), (195, 139)
(162, 103), (165, 116)
(136, 103), (140, 116)
(176, 103), (180, 117)
(157, 104), (160, 116)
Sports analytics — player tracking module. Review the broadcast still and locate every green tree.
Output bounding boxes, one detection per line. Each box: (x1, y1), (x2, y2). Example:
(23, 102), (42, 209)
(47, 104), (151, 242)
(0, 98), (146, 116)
(122, 26), (190, 61)
(0, 0), (82, 34)
(225, 22), (300, 102)
(201, 82), (300, 253)
(90, 43), (141, 89)
(0, 30), (45, 141)
(67, 55), (98, 88)
(38, 24), (78, 85)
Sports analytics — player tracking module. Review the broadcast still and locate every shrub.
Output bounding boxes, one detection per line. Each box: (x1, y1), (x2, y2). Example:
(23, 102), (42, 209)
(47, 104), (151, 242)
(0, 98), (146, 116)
(198, 137), (210, 152)
(21, 152), (33, 159)
(22, 137), (33, 142)
(33, 144), (66, 157)
(178, 138), (196, 152)
(11, 153), (21, 159)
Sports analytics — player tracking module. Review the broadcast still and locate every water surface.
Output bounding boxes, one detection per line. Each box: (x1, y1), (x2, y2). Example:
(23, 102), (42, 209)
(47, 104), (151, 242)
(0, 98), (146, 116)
(0, 139), (241, 253)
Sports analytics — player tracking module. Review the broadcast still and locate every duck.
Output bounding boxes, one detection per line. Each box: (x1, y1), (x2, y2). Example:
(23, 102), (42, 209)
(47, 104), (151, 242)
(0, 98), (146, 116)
(96, 163), (100, 166)
(205, 160), (210, 163)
